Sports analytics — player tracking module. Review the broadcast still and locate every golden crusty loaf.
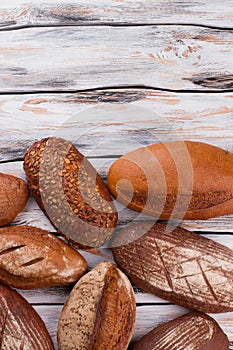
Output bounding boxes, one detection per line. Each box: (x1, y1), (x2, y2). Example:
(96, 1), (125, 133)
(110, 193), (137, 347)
(58, 261), (136, 350)
(24, 137), (118, 249)
(0, 283), (54, 349)
(107, 141), (233, 220)
(130, 312), (229, 350)
(0, 225), (87, 289)
(112, 222), (233, 313)
(0, 172), (29, 226)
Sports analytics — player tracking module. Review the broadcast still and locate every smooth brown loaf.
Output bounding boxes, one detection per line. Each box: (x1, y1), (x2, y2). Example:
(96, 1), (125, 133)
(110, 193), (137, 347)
(130, 312), (229, 350)
(58, 261), (136, 350)
(0, 172), (29, 226)
(0, 282), (54, 349)
(0, 225), (87, 289)
(107, 141), (233, 220)
(24, 137), (118, 249)
(112, 222), (233, 313)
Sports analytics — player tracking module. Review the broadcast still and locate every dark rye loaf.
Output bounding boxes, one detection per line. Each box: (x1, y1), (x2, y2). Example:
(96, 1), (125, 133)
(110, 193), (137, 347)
(0, 283), (54, 349)
(130, 312), (229, 350)
(112, 222), (233, 313)
(24, 137), (118, 249)
(107, 141), (233, 220)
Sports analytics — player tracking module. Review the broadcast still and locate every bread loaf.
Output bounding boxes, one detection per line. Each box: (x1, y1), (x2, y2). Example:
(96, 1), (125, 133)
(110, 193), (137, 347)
(112, 222), (233, 313)
(0, 225), (87, 289)
(107, 141), (233, 220)
(0, 282), (54, 349)
(24, 137), (118, 249)
(0, 172), (29, 226)
(58, 261), (136, 350)
(130, 312), (229, 350)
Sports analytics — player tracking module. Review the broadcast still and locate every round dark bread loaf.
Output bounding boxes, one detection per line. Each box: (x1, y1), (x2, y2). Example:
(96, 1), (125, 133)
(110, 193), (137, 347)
(0, 172), (29, 226)
(23, 137), (118, 249)
(130, 312), (229, 350)
(0, 283), (54, 349)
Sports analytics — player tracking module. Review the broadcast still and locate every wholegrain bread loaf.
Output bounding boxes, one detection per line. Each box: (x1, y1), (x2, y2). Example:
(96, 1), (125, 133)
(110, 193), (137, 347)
(24, 137), (118, 249)
(0, 225), (87, 289)
(58, 261), (136, 350)
(112, 222), (233, 313)
(0, 283), (54, 349)
(0, 172), (29, 226)
(130, 312), (229, 350)
(107, 141), (233, 220)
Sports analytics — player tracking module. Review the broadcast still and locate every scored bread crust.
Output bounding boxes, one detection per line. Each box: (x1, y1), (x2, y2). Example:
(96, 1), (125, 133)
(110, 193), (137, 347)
(112, 222), (233, 313)
(0, 225), (87, 289)
(0, 283), (54, 349)
(130, 312), (229, 350)
(58, 261), (136, 350)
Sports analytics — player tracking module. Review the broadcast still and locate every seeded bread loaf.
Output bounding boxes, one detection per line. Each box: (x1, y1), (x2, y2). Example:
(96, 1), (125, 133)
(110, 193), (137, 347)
(58, 261), (136, 350)
(0, 225), (87, 289)
(130, 312), (229, 350)
(0, 172), (29, 226)
(24, 137), (118, 249)
(0, 283), (54, 349)
(112, 222), (233, 313)
(107, 141), (233, 220)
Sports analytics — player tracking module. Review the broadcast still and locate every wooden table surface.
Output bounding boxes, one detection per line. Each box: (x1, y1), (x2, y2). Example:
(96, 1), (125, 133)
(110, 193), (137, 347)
(0, 1), (232, 348)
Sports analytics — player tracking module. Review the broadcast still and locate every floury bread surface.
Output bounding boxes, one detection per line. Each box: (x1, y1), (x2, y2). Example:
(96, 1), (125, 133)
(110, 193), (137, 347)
(58, 261), (136, 350)
(112, 222), (233, 313)
(0, 283), (54, 349)
(0, 172), (29, 226)
(0, 225), (87, 289)
(130, 312), (229, 350)
(24, 137), (118, 249)
(107, 141), (233, 220)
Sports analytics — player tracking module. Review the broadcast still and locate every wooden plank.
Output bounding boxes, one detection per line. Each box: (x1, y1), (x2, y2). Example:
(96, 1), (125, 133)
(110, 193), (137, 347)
(0, 1), (233, 28)
(0, 27), (232, 92)
(34, 304), (233, 349)
(0, 90), (233, 161)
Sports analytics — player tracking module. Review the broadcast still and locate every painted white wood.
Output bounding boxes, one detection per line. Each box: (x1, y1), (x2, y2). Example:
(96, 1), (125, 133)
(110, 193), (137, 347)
(34, 304), (233, 349)
(0, 27), (232, 92)
(0, 1), (232, 28)
(0, 91), (233, 162)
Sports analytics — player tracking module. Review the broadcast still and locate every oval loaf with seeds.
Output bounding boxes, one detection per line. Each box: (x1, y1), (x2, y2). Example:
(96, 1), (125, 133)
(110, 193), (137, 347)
(0, 283), (54, 349)
(0, 172), (29, 226)
(112, 222), (233, 313)
(58, 261), (136, 350)
(130, 312), (229, 350)
(0, 225), (87, 289)
(107, 141), (233, 220)
(24, 137), (118, 249)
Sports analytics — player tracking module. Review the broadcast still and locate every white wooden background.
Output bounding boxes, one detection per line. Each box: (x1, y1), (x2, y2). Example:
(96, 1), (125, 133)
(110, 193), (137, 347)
(0, 1), (232, 349)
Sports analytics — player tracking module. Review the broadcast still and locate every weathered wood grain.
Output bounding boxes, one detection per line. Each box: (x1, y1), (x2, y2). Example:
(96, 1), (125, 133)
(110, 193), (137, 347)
(0, 90), (233, 161)
(34, 304), (233, 349)
(0, 27), (232, 91)
(0, 1), (233, 28)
